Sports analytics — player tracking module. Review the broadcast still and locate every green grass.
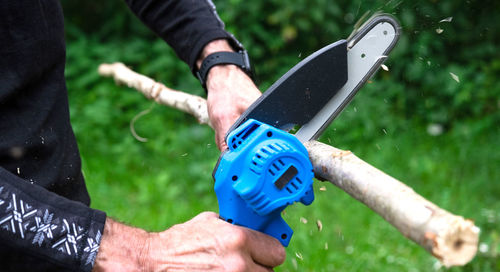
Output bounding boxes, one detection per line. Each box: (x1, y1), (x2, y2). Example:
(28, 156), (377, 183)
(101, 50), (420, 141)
(67, 72), (499, 271)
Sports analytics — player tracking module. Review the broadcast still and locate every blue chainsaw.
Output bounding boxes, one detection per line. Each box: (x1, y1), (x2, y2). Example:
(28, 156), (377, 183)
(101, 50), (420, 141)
(213, 14), (401, 246)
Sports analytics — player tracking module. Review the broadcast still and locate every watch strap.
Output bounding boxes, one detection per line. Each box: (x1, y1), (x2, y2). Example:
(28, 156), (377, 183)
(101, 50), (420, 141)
(196, 51), (252, 91)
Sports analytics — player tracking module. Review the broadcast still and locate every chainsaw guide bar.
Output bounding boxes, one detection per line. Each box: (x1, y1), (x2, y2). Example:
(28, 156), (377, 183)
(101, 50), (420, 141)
(228, 14), (401, 142)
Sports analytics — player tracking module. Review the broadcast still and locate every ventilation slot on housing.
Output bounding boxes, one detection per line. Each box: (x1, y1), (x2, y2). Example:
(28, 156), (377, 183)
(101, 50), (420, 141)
(230, 122), (260, 150)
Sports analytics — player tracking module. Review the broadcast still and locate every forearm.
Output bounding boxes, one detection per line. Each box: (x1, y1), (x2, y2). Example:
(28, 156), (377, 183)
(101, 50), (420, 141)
(124, 0), (232, 72)
(0, 167), (106, 272)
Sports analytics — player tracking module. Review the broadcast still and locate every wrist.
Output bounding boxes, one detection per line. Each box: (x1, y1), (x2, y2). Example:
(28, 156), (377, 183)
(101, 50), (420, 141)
(196, 39), (234, 69)
(92, 218), (151, 272)
(206, 65), (255, 94)
(196, 40), (254, 92)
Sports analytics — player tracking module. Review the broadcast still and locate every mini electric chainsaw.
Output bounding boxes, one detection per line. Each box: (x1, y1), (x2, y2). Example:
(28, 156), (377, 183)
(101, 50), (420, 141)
(213, 14), (400, 246)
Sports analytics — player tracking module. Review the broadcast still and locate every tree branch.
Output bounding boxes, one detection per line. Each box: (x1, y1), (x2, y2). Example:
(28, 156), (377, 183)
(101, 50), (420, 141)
(98, 62), (479, 267)
(98, 63), (211, 127)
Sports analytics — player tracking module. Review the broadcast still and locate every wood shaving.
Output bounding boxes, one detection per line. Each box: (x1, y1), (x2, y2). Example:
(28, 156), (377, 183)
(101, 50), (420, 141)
(450, 72), (460, 83)
(439, 17), (453, 23)
(316, 220), (323, 231)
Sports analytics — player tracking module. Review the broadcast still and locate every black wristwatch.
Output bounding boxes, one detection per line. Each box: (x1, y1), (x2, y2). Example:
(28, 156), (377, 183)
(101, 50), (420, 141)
(196, 50), (253, 91)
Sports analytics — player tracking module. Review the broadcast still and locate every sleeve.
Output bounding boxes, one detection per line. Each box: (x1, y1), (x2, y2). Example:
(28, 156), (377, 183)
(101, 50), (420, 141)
(124, 0), (244, 74)
(0, 167), (106, 272)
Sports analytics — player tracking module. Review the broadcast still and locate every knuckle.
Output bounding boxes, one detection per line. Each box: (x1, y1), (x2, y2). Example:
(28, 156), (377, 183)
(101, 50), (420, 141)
(228, 228), (247, 248)
(201, 211), (217, 217)
(230, 257), (248, 272)
(196, 211), (217, 221)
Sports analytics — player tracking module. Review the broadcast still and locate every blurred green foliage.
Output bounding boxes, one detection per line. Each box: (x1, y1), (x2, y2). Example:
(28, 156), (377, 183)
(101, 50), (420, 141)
(63, 0), (500, 127)
(61, 0), (499, 271)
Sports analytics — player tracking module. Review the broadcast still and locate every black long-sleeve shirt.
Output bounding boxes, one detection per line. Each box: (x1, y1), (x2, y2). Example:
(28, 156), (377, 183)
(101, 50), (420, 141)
(0, 0), (236, 271)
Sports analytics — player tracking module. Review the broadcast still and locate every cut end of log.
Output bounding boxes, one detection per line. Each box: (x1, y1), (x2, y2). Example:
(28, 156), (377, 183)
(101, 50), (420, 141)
(428, 219), (480, 267)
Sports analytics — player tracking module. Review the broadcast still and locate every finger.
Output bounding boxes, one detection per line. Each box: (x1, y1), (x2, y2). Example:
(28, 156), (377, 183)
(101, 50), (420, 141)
(238, 253), (274, 272)
(244, 228), (286, 268)
(248, 263), (274, 272)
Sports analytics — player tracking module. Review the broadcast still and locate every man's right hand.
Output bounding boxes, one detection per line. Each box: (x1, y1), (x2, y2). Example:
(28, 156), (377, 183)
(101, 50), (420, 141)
(92, 212), (286, 271)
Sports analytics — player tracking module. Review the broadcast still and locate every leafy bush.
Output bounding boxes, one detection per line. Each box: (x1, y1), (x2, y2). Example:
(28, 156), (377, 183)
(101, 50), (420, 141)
(62, 0), (500, 129)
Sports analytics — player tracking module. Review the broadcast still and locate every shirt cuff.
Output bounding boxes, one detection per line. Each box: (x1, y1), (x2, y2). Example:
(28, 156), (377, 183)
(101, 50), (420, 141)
(0, 168), (106, 271)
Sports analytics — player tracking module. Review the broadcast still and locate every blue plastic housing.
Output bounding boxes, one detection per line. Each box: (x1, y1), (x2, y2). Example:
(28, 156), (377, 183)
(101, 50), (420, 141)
(213, 119), (314, 246)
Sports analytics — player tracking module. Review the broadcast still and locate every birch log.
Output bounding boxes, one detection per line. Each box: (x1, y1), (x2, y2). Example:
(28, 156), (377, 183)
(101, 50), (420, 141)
(98, 62), (479, 267)
(98, 62), (211, 127)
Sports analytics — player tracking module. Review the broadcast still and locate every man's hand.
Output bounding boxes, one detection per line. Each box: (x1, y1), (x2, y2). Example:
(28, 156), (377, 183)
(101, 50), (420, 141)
(93, 213), (286, 271)
(197, 39), (261, 151)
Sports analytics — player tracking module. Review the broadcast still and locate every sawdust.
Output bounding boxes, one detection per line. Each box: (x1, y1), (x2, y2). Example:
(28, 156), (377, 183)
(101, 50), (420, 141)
(316, 220), (323, 231)
(331, 150), (352, 158)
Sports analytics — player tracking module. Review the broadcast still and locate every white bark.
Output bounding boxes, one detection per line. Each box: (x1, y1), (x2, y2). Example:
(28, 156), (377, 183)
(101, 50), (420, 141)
(304, 141), (479, 267)
(98, 63), (211, 127)
(98, 62), (479, 267)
